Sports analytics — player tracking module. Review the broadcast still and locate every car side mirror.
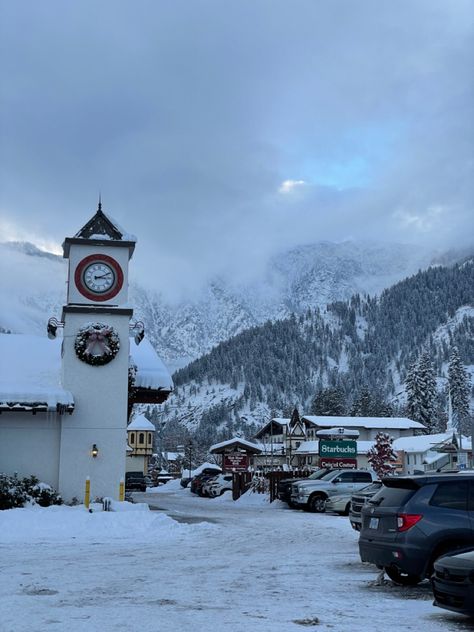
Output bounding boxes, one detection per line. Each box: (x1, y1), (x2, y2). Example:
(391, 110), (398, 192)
(333, 478), (340, 484)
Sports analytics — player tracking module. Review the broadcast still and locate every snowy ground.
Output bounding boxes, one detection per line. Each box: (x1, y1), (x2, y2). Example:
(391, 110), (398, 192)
(0, 481), (472, 632)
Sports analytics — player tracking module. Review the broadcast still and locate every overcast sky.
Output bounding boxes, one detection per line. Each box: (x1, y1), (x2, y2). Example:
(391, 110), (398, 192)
(0, 1), (473, 295)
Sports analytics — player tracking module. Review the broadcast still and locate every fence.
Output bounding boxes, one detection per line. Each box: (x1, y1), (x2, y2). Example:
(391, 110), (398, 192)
(232, 469), (312, 502)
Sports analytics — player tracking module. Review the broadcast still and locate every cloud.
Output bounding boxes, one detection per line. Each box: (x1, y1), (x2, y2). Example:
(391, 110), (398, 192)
(278, 180), (307, 194)
(0, 0), (473, 294)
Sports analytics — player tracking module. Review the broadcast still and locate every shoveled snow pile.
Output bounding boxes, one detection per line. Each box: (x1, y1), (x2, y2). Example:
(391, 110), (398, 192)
(0, 503), (185, 543)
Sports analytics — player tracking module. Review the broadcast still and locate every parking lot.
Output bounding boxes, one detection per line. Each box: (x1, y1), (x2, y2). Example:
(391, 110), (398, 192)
(0, 481), (472, 632)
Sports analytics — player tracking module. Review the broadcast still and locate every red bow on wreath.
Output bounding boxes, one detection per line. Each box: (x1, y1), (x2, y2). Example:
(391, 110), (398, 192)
(85, 327), (112, 356)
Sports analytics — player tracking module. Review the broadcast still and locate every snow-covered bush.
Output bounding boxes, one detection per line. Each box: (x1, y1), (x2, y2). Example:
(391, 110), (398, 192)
(0, 474), (62, 510)
(22, 475), (63, 507)
(0, 473), (29, 510)
(249, 474), (269, 494)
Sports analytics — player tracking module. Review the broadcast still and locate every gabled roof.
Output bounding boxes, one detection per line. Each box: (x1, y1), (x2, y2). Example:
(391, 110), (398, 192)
(74, 204), (124, 240)
(127, 414), (156, 431)
(209, 437), (262, 454)
(62, 202), (137, 258)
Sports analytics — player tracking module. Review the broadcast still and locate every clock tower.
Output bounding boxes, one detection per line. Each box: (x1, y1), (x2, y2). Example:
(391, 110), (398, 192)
(59, 201), (136, 501)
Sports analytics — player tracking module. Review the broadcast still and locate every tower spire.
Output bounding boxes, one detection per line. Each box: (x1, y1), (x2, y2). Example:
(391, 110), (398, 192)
(98, 194), (102, 213)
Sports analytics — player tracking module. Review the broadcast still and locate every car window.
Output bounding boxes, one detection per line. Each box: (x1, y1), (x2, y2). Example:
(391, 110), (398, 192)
(354, 472), (372, 483)
(369, 486), (415, 507)
(321, 471), (340, 481)
(337, 472), (355, 482)
(429, 481), (468, 511)
(470, 482), (474, 511)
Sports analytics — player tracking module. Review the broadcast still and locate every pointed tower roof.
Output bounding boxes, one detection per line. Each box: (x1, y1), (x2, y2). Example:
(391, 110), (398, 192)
(62, 199), (136, 258)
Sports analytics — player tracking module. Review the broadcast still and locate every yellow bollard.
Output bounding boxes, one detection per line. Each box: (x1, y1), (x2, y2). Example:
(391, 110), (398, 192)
(119, 478), (125, 502)
(84, 476), (91, 509)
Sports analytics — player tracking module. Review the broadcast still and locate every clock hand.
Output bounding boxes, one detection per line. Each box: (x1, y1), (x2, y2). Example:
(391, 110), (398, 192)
(94, 273), (112, 279)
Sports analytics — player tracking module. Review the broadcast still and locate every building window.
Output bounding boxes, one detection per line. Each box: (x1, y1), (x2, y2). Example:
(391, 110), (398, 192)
(139, 432), (145, 444)
(148, 433), (152, 445)
(130, 432), (135, 444)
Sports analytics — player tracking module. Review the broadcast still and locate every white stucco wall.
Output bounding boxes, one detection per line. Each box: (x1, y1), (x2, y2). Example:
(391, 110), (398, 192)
(59, 310), (131, 501)
(0, 412), (61, 487)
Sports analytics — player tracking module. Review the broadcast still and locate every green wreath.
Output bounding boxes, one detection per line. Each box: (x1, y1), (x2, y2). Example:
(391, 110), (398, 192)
(74, 322), (120, 366)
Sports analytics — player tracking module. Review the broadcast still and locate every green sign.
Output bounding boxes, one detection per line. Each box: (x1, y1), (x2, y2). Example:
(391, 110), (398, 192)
(319, 440), (357, 458)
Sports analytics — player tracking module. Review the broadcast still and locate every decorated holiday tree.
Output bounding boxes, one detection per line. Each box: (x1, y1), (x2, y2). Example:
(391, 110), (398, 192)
(367, 432), (398, 478)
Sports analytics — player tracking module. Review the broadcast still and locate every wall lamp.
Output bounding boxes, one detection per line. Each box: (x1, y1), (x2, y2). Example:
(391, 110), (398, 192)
(47, 317), (64, 340)
(91, 444), (99, 458)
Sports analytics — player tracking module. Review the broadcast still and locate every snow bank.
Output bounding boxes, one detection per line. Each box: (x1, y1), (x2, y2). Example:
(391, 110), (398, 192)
(0, 503), (182, 543)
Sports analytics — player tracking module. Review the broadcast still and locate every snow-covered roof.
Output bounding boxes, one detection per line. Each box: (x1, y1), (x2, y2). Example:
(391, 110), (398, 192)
(182, 462), (221, 478)
(127, 414), (155, 431)
(209, 437), (262, 454)
(303, 415), (425, 430)
(0, 335), (74, 412)
(130, 339), (173, 392)
(0, 334), (172, 413)
(316, 428), (360, 438)
(393, 432), (472, 453)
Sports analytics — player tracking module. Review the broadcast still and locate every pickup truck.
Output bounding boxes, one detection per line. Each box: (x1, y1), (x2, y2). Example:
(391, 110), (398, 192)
(290, 469), (376, 512)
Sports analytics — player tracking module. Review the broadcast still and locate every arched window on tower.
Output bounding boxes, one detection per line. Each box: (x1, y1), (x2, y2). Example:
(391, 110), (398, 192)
(130, 432), (135, 444)
(139, 432), (145, 444)
(148, 433), (152, 445)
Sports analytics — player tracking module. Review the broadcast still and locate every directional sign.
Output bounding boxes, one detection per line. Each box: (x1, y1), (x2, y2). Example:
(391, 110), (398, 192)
(319, 440), (357, 458)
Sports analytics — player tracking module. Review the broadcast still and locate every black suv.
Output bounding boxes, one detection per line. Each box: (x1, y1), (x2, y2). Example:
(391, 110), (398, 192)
(359, 474), (474, 585)
(277, 468), (332, 505)
(125, 471), (149, 492)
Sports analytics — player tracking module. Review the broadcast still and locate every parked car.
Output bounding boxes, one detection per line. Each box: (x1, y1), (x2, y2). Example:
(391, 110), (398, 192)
(182, 466), (221, 490)
(207, 474), (234, 497)
(359, 473), (474, 585)
(190, 470), (222, 495)
(324, 492), (353, 515)
(431, 548), (474, 617)
(277, 468), (333, 505)
(349, 481), (383, 531)
(290, 469), (376, 512)
(125, 471), (150, 492)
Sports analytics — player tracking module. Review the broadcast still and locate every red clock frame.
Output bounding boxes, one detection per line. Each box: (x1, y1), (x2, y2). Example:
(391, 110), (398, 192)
(74, 253), (124, 302)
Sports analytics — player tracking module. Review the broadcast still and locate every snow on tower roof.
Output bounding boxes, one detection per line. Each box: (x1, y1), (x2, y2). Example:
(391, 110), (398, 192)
(0, 334), (172, 413)
(0, 335), (74, 412)
(127, 415), (156, 431)
(129, 338), (173, 392)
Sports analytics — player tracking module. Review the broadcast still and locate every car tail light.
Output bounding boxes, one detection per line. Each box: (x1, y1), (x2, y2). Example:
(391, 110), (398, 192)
(397, 513), (422, 532)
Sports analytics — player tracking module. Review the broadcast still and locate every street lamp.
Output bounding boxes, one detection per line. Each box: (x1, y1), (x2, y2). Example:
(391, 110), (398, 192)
(187, 440), (193, 478)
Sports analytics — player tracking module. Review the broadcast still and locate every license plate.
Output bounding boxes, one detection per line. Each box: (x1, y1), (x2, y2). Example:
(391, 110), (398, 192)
(369, 517), (379, 529)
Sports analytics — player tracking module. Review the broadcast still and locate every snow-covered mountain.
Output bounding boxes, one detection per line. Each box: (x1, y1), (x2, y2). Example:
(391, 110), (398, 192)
(0, 239), (469, 370)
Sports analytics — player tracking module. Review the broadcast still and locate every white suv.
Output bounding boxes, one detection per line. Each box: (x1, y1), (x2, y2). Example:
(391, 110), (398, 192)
(290, 469), (376, 512)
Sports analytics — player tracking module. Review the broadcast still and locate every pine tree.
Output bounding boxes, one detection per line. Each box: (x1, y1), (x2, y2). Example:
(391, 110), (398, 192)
(405, 350), (437, 432)
(448, 346), (472, 435)
(367, 432), (397, 478)
(310, 388), (346, 416)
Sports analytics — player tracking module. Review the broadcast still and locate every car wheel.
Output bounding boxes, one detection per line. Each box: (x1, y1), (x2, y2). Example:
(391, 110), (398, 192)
(384, 566), (422, 586)
(308, 494), (326, 513)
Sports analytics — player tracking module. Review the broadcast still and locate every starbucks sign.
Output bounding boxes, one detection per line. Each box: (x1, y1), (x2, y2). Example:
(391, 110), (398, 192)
(319, 440), (357, 458)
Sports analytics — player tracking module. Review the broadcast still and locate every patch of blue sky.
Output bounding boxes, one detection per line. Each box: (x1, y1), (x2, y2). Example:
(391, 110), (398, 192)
(296, 121), (406, 191)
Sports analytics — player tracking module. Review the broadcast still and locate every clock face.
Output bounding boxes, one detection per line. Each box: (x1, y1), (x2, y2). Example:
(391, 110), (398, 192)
(75, 254), (124, 301)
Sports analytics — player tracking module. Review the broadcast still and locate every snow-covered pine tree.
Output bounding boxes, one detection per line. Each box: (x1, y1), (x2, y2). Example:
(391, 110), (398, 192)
(405, 350), (437, 433)
(350, 388), (373, 417)
(448, 346), (472, 435)
(367, 432), (398, 478)
(310, 387), (346, 416)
